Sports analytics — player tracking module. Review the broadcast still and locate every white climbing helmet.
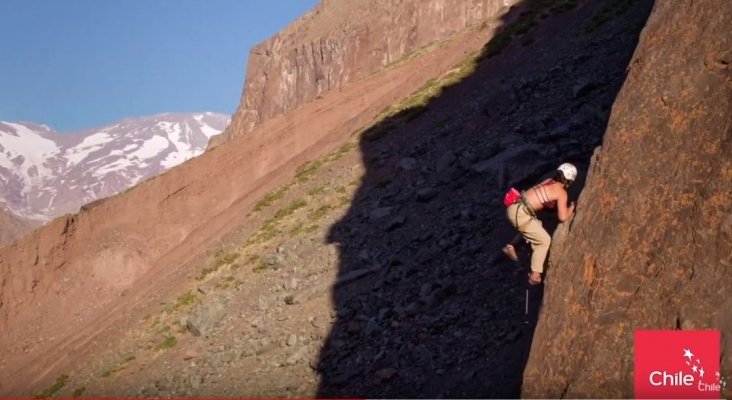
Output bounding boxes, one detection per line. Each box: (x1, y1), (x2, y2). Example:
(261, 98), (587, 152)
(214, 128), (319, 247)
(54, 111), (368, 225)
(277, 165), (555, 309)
(557, 162), (577, 182)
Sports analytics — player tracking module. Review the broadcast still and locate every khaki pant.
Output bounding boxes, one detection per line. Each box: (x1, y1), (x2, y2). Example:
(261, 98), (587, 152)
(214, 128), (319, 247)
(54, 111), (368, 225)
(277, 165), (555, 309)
(506, 203), (551, 273)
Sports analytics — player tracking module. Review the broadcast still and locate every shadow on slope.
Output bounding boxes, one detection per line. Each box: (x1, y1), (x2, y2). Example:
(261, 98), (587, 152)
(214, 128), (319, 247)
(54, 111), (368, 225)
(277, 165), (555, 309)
(318, 0), (654, 397)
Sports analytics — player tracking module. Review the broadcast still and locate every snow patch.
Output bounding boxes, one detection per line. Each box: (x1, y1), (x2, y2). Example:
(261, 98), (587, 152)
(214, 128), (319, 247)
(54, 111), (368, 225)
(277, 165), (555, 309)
(198, 122), (222, 138)
(0, 123), (59, 184)
(65, 131), (113, 165)
(92, 158), (133, 178)
(161, 151), (191, 169)
(128, 135), (169, 161)
(164, 123), (185, 149)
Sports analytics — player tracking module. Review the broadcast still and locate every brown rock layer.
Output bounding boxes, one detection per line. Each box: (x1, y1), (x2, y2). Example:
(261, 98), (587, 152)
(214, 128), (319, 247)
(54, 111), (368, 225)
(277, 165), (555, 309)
(523, 0), (732, 398)
(215, 0), (519, 145)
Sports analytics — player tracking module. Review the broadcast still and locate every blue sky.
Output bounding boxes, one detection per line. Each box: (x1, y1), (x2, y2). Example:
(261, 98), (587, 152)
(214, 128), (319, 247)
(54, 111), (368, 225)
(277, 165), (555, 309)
(0, 0), (318, 132)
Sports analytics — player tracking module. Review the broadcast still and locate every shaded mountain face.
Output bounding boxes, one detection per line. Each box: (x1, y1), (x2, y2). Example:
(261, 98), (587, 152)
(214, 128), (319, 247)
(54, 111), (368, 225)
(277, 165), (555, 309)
(523, 1), (732, 398)
(0, 113), (229, 222)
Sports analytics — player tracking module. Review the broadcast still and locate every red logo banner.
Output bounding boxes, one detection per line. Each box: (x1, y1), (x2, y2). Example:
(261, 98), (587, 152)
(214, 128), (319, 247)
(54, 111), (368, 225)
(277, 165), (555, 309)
(635, 330), (721, 399)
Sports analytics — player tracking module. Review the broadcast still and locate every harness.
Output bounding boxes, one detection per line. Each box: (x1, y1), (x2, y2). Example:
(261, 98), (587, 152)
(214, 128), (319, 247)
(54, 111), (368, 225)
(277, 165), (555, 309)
(512, 192), (536, 230)
(511, 181), (555, 229)
(518, 193), (537, 219)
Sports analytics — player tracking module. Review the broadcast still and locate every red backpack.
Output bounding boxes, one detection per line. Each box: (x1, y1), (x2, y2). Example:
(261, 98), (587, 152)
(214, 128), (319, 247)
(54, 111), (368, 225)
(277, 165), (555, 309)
(503, 187), (521, 207)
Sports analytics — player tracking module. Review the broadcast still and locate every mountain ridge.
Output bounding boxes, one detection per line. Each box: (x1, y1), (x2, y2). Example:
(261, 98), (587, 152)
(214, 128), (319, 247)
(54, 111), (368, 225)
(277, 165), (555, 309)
(0, 112), (229, 227)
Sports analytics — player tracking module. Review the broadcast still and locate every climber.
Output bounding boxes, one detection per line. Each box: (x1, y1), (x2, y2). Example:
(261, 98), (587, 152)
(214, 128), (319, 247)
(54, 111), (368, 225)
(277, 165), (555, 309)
(502, 163), (577, 285)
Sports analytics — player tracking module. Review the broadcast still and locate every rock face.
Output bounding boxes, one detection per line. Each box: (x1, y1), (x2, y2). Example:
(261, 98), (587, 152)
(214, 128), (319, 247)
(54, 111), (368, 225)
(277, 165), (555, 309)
(523, 1), (732, 398)
(213, 0), (519, 145)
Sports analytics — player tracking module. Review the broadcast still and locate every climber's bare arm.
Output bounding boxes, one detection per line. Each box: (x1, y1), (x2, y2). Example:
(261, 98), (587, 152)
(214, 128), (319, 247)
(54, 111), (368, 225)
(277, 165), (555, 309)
(556, 189), (575, 222)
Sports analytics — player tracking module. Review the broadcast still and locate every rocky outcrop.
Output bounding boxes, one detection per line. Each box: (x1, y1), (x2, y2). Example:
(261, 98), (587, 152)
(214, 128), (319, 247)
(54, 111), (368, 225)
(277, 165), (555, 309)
(523, 1), (732, 398)
(212, 0), (519, 146)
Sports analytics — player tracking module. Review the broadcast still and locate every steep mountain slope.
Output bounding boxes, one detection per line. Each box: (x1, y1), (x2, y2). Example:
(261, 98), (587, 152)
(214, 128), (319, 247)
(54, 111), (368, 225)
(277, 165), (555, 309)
(0, 208), (38, 246)
(0, 0), (661, 397)
(523, 1), (731, 397)
(0, 113), (229, 222)
(212, 0), (521, 146)
(0, 3), (520, 395)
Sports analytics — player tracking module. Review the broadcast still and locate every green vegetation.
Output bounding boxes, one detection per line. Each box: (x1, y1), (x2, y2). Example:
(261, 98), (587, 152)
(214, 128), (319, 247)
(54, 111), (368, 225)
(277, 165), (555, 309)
(295, 140), (358, 183)
(197, 250), (241, 280)
(308, 184), (327, 196)
(166, 291), (199, 313)
(585, 0), (635, 33)
(252, 141), (355, 215)
(338, 195), (351, 207)
(100, 354), (136, 378)
(215, 250), (240, 267)
(295, 159), (326, 183)
(157, 335), (177, 350)
(334, 141), (356, 158)
(253, 185), (290, 212)
(100, 367), (120, 378)
(252, 256), (269, 273)
(247, 199), (307, 245)
(308, 204), (334, 221)
(215, 276), (237, 290)
(71, 387), (85, 398)
(34, 374), (69, 398)
(273, 199), (307, 220)
(289, 223), (305, 235)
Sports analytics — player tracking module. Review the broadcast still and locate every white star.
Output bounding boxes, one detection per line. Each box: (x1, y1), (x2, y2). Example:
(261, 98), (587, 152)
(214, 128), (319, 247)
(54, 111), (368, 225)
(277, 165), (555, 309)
(683, 349), (694, 360)
(696, 358), (701, 364)
(686, 361), (691, 366)
(700, 367), (705, 378)
(716, 371), (720, 378)
(693, 365), (698, 373)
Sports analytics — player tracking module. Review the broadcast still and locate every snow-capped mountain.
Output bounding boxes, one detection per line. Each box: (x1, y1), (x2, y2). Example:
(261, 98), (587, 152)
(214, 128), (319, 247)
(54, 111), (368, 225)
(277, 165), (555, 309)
(0, 112), (229, 222)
